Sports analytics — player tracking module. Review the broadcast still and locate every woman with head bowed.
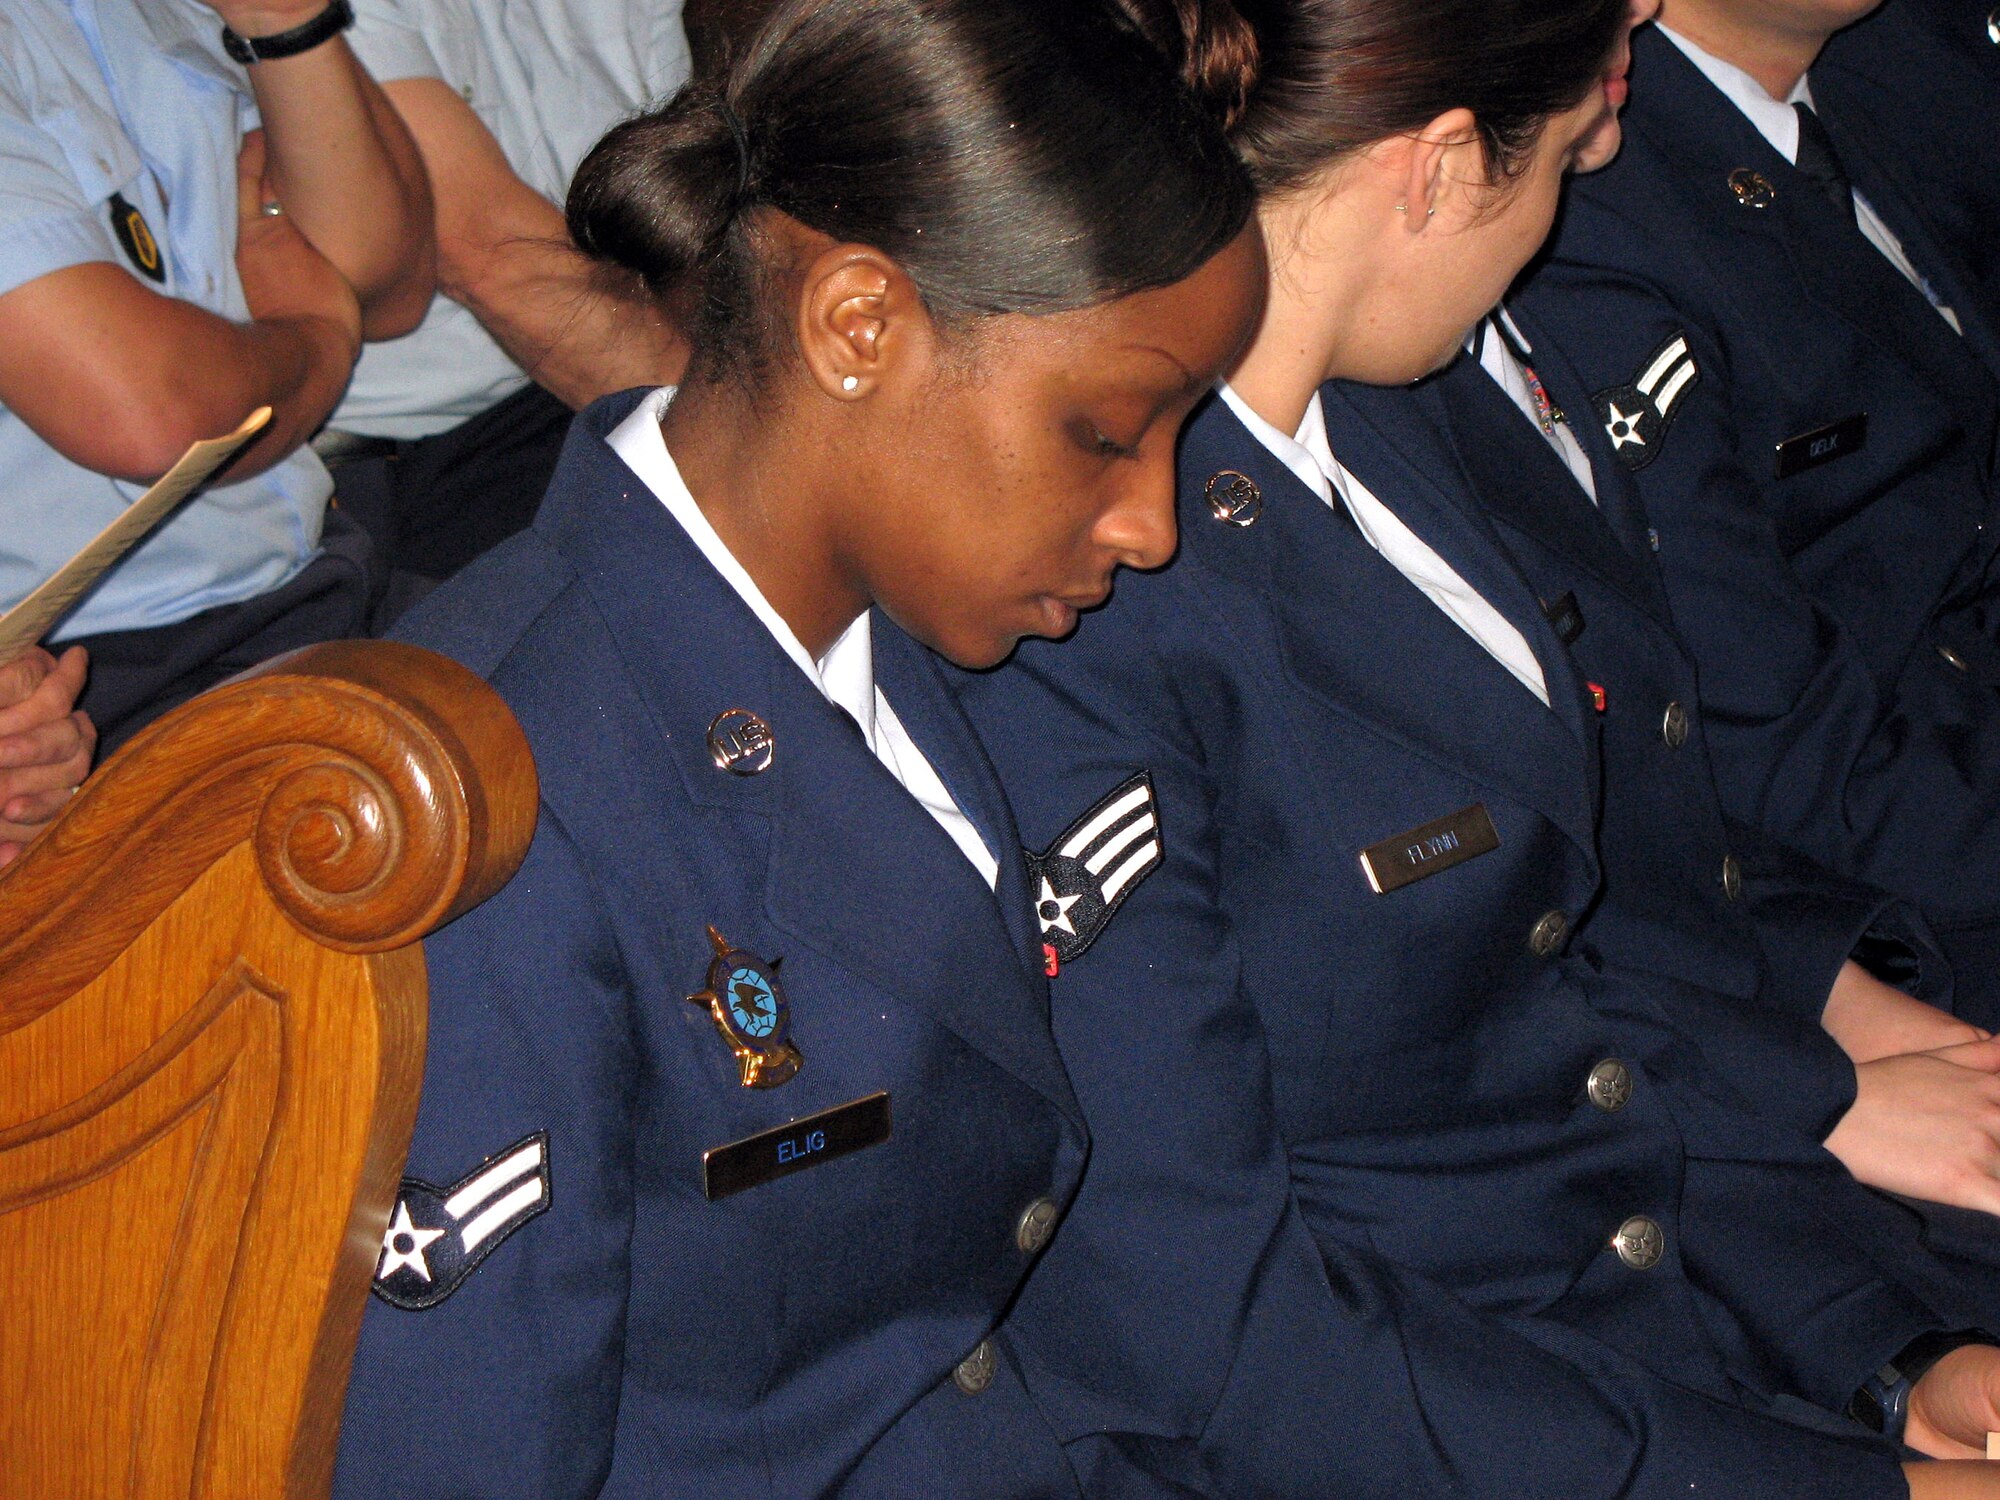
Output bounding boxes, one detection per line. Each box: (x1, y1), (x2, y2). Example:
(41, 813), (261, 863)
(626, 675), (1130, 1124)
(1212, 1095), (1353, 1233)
(328, 1), (1263, 1494)
(957, 0), (2000, 1495)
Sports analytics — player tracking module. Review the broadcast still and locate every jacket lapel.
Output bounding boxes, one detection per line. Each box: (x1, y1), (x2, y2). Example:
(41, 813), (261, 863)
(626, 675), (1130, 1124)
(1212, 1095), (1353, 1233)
(1180, 394), (1600, 861)
(1406, 351), (1675, 629)
(871, 615), (1045, 973)
(534, 398), (1081, 1126)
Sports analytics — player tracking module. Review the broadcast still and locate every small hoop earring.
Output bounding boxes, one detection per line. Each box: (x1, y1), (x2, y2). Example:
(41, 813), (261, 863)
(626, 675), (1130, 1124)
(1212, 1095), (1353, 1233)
(1427, 207), (1437, 218)
(841, 376), (860, 392)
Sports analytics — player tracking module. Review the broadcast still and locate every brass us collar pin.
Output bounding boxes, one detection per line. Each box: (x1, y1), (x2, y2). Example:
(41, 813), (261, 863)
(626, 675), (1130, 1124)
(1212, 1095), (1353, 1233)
(688, 926), (802, 1089)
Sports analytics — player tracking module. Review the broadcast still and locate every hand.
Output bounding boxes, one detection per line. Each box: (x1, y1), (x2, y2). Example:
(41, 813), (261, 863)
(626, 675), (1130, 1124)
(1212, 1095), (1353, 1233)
(1824, 1040), (2000, 1215)
(0, 646), (94, 866)
(1823, 959), (1986, 1064)
(1908, 1345), (2000, 1460)
(1905, 1460), (2000, 1498)
(233, 130), (361, 355)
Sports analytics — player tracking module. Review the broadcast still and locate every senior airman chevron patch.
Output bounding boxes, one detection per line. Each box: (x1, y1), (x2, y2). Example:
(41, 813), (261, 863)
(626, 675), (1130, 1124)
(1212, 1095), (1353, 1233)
(1593, 332), (1699, 471)
(1026, 772), (1162, 970)
(372, 1132), (550, 1311)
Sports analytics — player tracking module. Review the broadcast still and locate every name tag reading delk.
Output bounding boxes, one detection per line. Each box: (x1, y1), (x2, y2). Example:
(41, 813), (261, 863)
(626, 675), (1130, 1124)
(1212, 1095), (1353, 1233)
(1774, 413), (1867, 480)
(1360, 804), (1502, 895)
(703, 1091), (891, 1201)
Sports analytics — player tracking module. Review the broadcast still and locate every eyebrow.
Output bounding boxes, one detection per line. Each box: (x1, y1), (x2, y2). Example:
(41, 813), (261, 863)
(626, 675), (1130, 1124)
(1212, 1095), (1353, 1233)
(1122, 344), (1203, 391)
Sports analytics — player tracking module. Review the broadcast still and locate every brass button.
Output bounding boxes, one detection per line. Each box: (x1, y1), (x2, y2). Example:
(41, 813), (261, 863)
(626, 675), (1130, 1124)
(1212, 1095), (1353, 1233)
(1661, 701), (1689, 748)
(1721, 854), (1743, 901)
(1939, 643), (1971, 673)
(1587, 1058), (1633, 1112)
(953, 1339), (997, 1395)
(1612, 1215), (1665, 1270)
(1205, 470), (1263, 527)
(1015, 1197), (1060, 1255)
(1529, 910), (1570, 958)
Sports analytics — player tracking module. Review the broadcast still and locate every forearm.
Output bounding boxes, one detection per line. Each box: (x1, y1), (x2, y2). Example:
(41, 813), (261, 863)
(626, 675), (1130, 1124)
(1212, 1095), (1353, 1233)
(238, 35), (434, 333)
(0, 264), (355, 482)
(447, 235), (687, 409)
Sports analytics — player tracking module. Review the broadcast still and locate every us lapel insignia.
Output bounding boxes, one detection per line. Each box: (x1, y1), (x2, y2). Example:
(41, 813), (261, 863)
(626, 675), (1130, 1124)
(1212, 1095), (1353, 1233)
(1592, 331), (1699, 471)
(1727, 167), (1776, 209)
(372, 1132), (551, 1311)
(1026, 772), (1162, 974)
(688, 927), (803, 1088)
(107, 191), (166, 283)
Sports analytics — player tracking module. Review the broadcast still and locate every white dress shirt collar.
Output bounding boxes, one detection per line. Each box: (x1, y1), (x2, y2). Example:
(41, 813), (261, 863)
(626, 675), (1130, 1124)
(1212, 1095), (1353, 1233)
(605, 387), (999, 889)
(1218, 382), (1553, 707)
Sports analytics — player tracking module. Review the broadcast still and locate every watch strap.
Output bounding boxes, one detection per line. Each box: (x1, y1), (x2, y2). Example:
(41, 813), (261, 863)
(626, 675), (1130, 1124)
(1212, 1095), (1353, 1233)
(1848, 1328), (1998, 1441)
(221, 0), (355, 65)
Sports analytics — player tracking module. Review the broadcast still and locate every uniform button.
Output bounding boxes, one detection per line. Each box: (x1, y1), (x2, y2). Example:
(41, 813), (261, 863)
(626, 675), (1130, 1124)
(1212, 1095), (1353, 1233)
(1586, 1058), (1634, 1112)
(1015, 1197), (1060, 1255)
(1660, 701), (1689, 748)
(1939, 643), (1971, 673)
(1529, 909), (1570, 957)
(1611, 1215), (1665, 1270)
(953, 1339), (997, 1395)
(1721, 854), (1743, 901)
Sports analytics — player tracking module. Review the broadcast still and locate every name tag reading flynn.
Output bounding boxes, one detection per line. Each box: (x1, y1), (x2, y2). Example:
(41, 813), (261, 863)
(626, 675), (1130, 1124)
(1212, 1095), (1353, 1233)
(703, 1091), (891, 1201)
(1774, 413), (1866, 480)
(1360, 804), (1501, 894)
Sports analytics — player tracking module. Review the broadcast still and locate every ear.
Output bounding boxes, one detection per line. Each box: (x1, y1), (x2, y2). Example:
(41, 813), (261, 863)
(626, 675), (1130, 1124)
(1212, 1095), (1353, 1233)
(794, 244), (931, 401)
(1394, 106), (1484, 230)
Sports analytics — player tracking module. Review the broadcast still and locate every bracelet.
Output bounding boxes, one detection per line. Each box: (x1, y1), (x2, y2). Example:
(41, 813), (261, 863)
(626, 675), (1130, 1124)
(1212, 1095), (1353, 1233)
(220, 0), (355, 65)
(1847, 1328), (1998, 1442)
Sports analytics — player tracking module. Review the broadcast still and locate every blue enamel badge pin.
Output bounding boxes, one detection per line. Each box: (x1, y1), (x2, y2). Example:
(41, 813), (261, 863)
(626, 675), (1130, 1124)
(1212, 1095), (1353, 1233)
(689, 926), (803, 1088)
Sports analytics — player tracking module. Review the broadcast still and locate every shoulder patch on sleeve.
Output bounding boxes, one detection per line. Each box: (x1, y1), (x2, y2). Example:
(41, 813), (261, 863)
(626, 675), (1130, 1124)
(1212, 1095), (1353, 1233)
(1592, 331), (1699, 471)
(372, 1131), (551, 1311)
(1025, 772), (1162, 971)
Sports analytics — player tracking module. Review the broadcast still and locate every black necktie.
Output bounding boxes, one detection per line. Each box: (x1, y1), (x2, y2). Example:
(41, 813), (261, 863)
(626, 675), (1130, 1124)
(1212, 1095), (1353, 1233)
(1792, 101), (1856, 222)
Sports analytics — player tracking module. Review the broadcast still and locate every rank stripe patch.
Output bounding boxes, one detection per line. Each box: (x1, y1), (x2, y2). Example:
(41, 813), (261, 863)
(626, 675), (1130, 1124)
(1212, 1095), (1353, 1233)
(1594, 330), (1701, 472)
(372, 1130), (552, 1312)
(1028, 772), (1163, 967)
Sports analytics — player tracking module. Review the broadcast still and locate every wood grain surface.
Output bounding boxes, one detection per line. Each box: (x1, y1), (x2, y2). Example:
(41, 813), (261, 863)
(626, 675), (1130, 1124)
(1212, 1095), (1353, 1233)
(0, 641), (537, 1498)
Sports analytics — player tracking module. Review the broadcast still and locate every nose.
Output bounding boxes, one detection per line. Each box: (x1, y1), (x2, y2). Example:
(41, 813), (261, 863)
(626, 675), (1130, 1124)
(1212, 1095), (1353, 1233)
(1095, 466), (1179, 573)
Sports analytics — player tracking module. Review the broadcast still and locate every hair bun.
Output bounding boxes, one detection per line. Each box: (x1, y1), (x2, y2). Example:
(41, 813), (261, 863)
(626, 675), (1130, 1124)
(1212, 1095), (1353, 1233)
(1113, 0), (1262, 129)
(566, 86), (747, 297)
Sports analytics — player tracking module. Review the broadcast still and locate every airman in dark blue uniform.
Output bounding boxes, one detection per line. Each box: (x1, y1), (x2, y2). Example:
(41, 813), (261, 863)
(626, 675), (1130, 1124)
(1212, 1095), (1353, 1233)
(1518, 8), (2000, 1022)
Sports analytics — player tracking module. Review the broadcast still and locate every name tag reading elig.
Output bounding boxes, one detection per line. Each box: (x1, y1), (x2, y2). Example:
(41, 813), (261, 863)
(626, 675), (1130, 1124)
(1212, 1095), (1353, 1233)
(703, 1091), (891, 1201)
(1360, 804), (1501, 894)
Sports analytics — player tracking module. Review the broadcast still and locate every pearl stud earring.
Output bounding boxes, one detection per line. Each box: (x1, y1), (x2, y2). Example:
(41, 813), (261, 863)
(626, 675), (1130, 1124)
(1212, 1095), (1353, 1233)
(842, 376), (860, 392)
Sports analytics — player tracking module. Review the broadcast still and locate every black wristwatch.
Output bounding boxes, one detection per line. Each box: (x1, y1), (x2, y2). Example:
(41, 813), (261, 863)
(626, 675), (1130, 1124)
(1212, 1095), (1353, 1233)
(220, 0), (354, 65)
(1847, 1329), (1998, 1442)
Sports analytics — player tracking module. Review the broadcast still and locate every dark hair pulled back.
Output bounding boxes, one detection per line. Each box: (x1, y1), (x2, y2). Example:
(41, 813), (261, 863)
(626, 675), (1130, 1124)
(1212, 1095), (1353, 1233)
(1116, 0), (1629, 192)
(568, 0), (1254, 382)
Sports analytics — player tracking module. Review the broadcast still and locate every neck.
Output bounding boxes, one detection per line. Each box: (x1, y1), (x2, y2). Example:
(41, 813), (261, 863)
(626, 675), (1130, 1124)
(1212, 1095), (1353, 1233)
(1227, 189), (1378, 438)
(658, 380), (868, 661)
(1659, 0), (1833, 99)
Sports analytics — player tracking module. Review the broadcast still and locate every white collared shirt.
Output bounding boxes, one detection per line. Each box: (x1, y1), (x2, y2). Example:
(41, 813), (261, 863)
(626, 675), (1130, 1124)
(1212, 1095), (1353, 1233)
(1219, 383), (1553, 707)
(607, 388), (999, 889)
(1659, 23), (1962, 333)
(1476, 311), (1599, 504)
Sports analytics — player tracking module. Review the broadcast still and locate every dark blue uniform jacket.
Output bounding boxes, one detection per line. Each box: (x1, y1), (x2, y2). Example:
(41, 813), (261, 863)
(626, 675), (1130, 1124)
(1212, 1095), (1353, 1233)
(332, 393), (1090, 1499)
(1518, 18), (2000, 1021)
(956, 364), (1998, 1498)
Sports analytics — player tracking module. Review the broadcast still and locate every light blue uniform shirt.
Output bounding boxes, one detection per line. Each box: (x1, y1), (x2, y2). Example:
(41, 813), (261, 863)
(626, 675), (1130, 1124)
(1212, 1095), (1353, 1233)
(0, 0), (328, 639)
(333, 0), (688, 440)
